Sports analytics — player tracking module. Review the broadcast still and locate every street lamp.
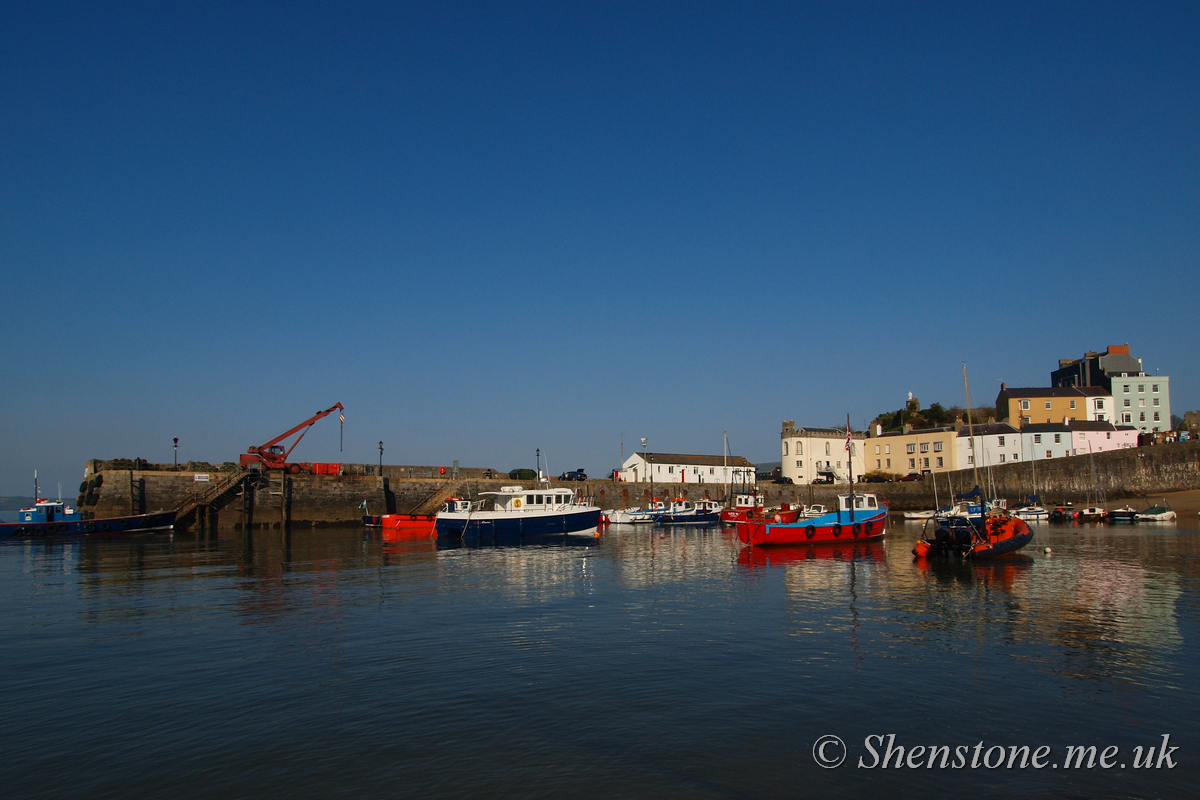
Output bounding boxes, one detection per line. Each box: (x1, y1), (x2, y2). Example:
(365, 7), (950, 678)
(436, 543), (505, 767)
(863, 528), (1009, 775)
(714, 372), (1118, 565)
(378, 441), (383, 475)
(173, 438), (178, 469)
(640, 438), (647, 483)
(536, 448), (541, 481)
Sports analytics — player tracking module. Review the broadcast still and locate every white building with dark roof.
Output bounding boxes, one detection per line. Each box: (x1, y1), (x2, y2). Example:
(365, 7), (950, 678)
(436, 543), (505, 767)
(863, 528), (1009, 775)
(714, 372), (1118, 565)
(618, 453), (756, 485)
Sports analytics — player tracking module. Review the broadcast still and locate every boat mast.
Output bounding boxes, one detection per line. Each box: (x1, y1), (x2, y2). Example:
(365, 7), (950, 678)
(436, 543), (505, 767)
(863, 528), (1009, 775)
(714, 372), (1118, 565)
(962, 363), (982, 498)
(846, 413), (855, 524)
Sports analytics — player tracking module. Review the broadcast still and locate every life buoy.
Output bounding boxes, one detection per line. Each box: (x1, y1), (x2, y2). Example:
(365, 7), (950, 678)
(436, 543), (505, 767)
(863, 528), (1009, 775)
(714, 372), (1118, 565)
(85, 522), (95, 533)
(852, 522), (862, 538)
(514, 499), (522, 507)
(58, 524), (68, 532)
(832, 523), (842, 538)
(805, 525), (816, 539)
(439, 466), (446, 475)
(100, 521), (110, 531)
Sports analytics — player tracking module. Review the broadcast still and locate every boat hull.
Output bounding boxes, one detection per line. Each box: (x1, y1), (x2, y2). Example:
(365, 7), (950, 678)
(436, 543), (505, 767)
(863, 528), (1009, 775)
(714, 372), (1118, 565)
(653, 511), (720, 526)
(0, 511), (177, 538)
(381, 514), (436, 536)
(435, 508), (602, 538)
(735, 510), (888, 546)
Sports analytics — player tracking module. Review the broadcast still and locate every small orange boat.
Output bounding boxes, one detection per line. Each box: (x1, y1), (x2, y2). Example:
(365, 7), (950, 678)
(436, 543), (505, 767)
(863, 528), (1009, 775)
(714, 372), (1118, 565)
(912, 513), (1033, 560)
(380, 513), (436, 537)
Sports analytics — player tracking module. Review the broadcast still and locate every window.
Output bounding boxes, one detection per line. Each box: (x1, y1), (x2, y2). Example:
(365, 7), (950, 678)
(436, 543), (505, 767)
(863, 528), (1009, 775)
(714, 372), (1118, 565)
(1045, 401), (1052, 409)
(1153, 398), (1160, 406)
(1054, 434), (1061, 443)
(836, 461), (841, 469)
(875, 459), (880, 469)
(797, 443), (802, 455)
(1153, 412), (1160, 421)
(1106, 432), (1111, 439)
(1070, 400), (1076, 409)
(825, 442), (830, 456)
(1139, 399), (1146, 408)
(1079, 432), (1085, 440)
(1095, 399), (1104, 410)
(1022, 416), (1030, 424)
(934, 442), (943, 452)
(968, 456), (974, 464)
(923, 458), (930, 468)
(1020, 399), (1030, 411)
(875, 445), (880, 455)
(1140, 412), (1146, 421)
(999, 454), (1006, 462)
(1152, 384), (1159, 392)
(1046, 450), (1052, 458)
(709, 468), (714, 474)
(886, 459), (891, 468)
(1013, 453), (1019, 460)
(1124, 399), (1131, 407)
(908, 458), (915, 468)
(1123, 385), (1130, 393)
(936, 457), (943, 468)
(920, 442), (929, 453)
(1034, 434), (1042, 444)
(1138, 384), (1145, 393)
(998, 436), (1006, 446)
(1122, 413), (1132, 423)
(907, 443), (916, 454)
(783, 442), (788, 456)
(885, 445), (891, 454)
(798, 460), (803, 467)
(668, 466), (673, 474)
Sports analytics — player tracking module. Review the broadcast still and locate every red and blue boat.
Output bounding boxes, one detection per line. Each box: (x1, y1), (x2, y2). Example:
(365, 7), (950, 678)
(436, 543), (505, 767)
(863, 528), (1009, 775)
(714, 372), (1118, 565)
(0, 498), (176, 538)
(734, 492), (888, 546)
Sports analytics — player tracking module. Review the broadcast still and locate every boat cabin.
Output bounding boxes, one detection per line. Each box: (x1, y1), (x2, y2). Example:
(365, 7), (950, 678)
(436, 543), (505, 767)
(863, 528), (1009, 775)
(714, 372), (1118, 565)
(838, 493), (880, 512)
(732, 493), (764, 511)
(475, 485), (579, 513)
(18, 499), (81, 524)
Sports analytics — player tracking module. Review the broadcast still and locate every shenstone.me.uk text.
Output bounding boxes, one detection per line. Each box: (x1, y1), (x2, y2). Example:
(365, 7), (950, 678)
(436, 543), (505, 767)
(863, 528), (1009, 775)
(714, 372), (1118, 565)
(811, 734), (1179, 770)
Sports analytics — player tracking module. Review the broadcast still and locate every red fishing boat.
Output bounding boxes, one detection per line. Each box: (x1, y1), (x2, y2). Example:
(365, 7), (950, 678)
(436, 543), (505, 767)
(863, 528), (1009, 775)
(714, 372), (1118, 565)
(912, 513), (1033, 560)
(381, 513), (436, 537)
(734, 492), (888, 546)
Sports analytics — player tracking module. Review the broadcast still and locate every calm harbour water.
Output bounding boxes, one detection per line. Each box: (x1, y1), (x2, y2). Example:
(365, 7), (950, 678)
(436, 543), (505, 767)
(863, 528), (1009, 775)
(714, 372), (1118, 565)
(2, 518), (1197, 799)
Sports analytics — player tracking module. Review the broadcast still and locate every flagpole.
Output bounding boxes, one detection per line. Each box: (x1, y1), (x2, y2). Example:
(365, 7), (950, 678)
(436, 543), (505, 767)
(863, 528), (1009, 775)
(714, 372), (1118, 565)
(846, 414), (855, 524)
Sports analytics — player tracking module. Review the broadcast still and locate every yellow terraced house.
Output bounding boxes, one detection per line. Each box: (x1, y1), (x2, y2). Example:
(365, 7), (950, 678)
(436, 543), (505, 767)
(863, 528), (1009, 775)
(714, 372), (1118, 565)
(866, 424), (962, 478)
(994, 384), (1111, 429)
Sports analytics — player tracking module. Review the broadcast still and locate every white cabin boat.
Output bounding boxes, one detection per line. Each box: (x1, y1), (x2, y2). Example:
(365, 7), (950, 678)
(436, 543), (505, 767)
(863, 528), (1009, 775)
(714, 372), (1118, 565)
(435, 486), (601, 537)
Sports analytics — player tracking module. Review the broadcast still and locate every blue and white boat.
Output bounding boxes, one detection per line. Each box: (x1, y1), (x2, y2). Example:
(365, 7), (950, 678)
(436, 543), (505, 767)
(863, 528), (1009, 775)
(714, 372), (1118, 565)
(434, 486), (601, 538)
(649, 497), (722, 525)
(0, 498), (177, 538)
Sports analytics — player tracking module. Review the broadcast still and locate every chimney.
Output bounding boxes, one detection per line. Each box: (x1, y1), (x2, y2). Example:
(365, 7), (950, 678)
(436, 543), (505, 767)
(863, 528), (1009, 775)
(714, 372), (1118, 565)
(1107, 344), (1130, 355)
(903, 423), (913, 434)
(874, 423), (882, 437)
(953, 417), (964, 431)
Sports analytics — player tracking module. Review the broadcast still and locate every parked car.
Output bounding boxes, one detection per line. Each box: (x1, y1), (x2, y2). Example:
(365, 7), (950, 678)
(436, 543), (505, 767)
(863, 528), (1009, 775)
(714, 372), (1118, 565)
(559, 469), (587, 481)
(899, 472), (923, 482)
(771, 476), (794, 484)
(861, 475), (891, 483)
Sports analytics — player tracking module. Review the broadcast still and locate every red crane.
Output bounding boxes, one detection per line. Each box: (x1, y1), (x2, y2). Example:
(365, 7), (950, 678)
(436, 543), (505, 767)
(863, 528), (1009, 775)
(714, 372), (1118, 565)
(240, 403), (345, 473)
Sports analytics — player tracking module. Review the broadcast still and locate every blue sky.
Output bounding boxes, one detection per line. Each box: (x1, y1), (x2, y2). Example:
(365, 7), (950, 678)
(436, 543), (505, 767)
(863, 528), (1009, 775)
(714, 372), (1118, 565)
(3, 1), (1198, 495)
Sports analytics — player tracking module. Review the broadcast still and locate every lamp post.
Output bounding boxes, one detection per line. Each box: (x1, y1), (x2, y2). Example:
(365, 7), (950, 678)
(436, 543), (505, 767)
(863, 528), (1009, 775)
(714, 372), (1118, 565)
(378, 441), (383, 475)
(536, 448), (541, 482)
(173, 438), (178, 469)
(640, 438), (647, 484)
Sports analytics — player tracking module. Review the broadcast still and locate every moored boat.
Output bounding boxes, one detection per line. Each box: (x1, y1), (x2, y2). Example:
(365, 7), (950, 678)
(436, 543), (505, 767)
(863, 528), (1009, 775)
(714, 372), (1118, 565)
(1136, 501), (1176, 522)
(1074, 506), (1107, 523)
(734, 492), (888, 546)
(1, 498), (176, 538)
(603, 507), (654, 524)
(912, 513), (1034, 560)
(1012, 505), (1049, 521)
(720, 492), (765, 523)
(1107, 505), (1138, 523)
(650, 497), (721, 525)
(434, 486), (601, 538)
(903, 509), (937, 520)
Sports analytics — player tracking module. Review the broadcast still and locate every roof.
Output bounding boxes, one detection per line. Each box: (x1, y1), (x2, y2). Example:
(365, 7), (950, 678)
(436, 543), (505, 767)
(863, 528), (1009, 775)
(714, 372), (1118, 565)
(998, 387), (1085, 398)
(1067, 420), (1117, 432)
(875, 426), (955, 438)
(632, 453), (755, 468)
(1018, 422), (1071, 433)
(957, 423), (1020, 437)
(1074, 386), (1112, 397)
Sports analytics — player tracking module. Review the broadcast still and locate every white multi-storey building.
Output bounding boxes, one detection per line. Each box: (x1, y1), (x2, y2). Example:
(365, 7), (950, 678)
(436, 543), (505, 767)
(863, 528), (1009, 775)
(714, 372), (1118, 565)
(779, 421), (867, 484)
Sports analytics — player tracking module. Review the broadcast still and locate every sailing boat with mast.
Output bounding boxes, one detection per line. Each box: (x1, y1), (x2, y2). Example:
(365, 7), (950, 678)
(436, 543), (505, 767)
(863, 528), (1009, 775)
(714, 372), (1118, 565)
(734, 417), (888, 546)
(913, 365), (1034, 559)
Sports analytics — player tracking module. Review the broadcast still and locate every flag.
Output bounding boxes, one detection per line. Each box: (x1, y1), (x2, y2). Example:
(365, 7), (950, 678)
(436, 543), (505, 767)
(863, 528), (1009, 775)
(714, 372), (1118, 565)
(359, 500), (367, 510)
(845, 425), (852, 452)
(340, 414), (345, 423)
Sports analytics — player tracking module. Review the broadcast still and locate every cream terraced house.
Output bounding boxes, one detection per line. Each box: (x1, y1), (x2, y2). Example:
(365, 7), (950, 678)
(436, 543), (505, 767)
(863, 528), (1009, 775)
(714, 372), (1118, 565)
(868, 425), (961, 477)
(779, 421), (867, 484)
